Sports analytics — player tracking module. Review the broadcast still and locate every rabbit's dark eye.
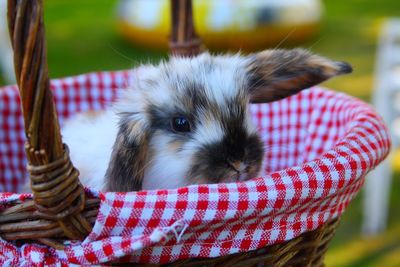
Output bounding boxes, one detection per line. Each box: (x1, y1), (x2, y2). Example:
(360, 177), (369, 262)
(171, 116), (191, 132)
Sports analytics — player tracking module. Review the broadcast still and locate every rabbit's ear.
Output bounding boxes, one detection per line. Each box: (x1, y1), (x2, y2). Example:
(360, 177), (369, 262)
(245, 48), (352, 103)
(105, 119), (150, 192)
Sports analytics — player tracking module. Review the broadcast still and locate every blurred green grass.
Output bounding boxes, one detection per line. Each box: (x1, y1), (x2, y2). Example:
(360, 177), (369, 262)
(1, 0), (400, 266)
(43, 0), (166, 78)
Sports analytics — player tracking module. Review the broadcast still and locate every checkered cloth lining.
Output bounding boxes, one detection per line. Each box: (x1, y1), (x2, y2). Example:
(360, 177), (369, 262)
(0, 70), (391, 266)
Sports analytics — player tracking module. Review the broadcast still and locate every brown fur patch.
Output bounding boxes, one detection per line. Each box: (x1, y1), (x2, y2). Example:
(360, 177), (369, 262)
(105, 121), (150, 192)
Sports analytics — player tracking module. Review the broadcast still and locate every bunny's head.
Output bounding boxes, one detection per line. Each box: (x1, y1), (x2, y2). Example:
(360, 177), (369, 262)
(105, 49), (352, 191)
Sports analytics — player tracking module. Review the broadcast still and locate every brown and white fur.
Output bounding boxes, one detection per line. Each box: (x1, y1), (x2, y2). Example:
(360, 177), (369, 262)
(62, 49), (352, 192)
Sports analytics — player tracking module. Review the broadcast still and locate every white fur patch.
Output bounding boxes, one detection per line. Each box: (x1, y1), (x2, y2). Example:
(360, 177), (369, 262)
(142, 132), (193, 190)
(168, 53), (248, 108)
(62, 110), (118, 190)
(193, 118), (225, 147)
(245, 110), (259, 135)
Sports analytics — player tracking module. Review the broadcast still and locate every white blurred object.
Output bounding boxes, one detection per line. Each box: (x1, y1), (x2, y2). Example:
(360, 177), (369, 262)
(363, 19), (400, 235)
(0, 0), (15, 84)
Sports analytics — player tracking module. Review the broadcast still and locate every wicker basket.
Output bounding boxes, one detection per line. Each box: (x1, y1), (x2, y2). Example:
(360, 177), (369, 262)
(0, 0), (391, 266)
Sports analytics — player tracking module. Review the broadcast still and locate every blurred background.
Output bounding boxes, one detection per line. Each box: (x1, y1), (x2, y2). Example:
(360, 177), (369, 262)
(0, 0), (399, 266)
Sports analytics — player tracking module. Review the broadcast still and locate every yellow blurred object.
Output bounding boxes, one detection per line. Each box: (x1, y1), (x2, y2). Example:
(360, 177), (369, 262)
(392, 148), (400, 171)
(116, 0), (323, 52)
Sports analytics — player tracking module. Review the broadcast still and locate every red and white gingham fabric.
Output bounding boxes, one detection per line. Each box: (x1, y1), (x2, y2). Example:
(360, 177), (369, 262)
(0, 70), (391, 266)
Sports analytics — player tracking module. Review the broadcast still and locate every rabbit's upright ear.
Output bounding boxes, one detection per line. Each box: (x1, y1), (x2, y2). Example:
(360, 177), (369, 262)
(245, 48), (352, 103)
(105, 118), (150, 192)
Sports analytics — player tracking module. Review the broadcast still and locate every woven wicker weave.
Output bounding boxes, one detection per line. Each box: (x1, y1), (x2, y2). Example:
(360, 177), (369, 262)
(0, 0), (342, 265)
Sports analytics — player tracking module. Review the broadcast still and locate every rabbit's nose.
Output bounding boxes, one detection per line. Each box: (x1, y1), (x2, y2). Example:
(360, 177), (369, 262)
(228, 161), (246, 173)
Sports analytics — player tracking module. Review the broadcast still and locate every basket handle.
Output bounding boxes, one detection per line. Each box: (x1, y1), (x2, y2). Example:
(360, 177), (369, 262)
(6, 0), (92, 242)
(169, 0), (203, 56)
(1, 0), (201, 246)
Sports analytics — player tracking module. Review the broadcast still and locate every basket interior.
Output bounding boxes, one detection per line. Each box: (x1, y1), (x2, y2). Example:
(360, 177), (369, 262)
(0, 70), (358, 192)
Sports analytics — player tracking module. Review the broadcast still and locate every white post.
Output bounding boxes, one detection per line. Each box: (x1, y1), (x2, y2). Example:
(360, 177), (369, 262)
(362, 19), (400, 235)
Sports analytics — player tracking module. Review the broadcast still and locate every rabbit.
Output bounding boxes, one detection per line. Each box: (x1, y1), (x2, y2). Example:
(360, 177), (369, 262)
(61, 48), (352, 192)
